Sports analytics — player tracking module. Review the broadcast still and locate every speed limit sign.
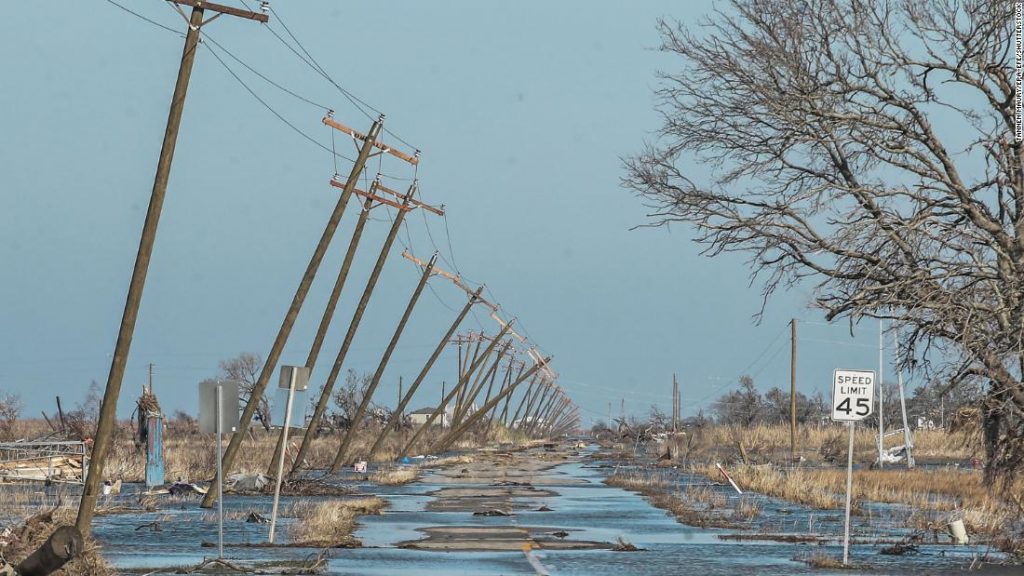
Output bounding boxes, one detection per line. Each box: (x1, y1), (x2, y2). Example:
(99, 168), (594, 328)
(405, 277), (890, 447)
(832, 369), (875, 422)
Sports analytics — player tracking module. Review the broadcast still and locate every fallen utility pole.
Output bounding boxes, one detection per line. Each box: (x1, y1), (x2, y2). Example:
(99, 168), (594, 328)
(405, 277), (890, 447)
(291, 186), (417, 473)
(199, 116), (382, 511)
(430, 356), (550, 453)
(69, 1), (267, 527)
(365, 286), (484, 461)
(330, 254), (438, 471)
(398, 323), (513, 458)
(265, 186), (378, 475)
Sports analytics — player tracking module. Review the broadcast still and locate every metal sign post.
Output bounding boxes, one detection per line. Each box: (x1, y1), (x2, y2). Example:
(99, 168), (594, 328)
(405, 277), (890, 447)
(216, 384), (224, 559)
(198, 380), (239, 560)
(832, 369), (874, 566)
(268, 366), (309, 543)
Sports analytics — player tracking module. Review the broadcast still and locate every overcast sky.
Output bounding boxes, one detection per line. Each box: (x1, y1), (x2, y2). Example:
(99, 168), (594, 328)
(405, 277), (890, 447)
(0, 1), (893, 426)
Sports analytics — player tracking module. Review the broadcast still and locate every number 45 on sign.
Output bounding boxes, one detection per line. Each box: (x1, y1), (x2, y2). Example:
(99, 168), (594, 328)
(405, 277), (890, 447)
(832, 369), (875, 421)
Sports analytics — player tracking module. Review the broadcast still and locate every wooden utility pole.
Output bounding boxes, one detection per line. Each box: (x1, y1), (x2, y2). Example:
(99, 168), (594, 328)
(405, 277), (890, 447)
(73, 2), (268, 528)
(454, 339), (482, 418)
(790, 318), (797, 458)
(291, 187), (417, 473)
(398, 324), (512, 458)
(491, 362), (521, 428)
(527, 388), (561, 437)
(514, 379), (546, 430)
(330, 254), (438, 471)
(395, 377), (403, 432)
(266, 187), (377, 474)
(508, 376), (538, 427)
(524, 384), (555, 436)
(430, 357), (550, 453)
(453, 342), (509, 427)
(201, 117), (382, 510)
(672, 373), (679, 433)
(365, 287), (483, 461)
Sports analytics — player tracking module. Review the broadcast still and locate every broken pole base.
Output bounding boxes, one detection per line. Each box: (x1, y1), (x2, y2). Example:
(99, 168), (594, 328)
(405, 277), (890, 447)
(16, 526), (84, 576)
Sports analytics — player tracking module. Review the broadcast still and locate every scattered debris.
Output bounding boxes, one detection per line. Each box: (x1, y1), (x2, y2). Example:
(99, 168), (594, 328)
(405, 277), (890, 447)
(0, 441), (87, 484)
(880, 542), (919, 555)
(246, 511), (270, 524)
(612, 537), (642, 551)
(168, 481), (207, 496)
(473, 509), (510, 517)
(226, 472), (271, 493)
(134, 521), (161, 532)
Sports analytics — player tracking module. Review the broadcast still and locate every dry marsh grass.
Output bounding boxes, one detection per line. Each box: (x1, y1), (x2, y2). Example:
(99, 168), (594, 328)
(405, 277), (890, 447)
(694, 463), (1019, 536)
(671, 424), (978, 464)
(288, 496), (387, 547)
(605, 469), (672, 491)
(369, 467), (418, 485)
(0, 503), (111, 576)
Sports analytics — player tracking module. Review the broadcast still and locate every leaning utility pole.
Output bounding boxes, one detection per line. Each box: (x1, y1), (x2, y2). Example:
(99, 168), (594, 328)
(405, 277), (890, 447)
(291, 186), (417, 473)
(791, 318), (797, 458)
(523, 383), (555, 436)
(365, 287), (484, 461)
(266, 186), (377, 475)
(453, 341), (509, 427)
(200, 116), (382, 510)
(430, 357), (550, 453)
(398, 324), (512, 458)
(330, 254), (438, 471)
(511, 379), (540, 429)
(527, 387), (561, 437)
(508, 376), (538, 427)
(76, 1), (268, 529)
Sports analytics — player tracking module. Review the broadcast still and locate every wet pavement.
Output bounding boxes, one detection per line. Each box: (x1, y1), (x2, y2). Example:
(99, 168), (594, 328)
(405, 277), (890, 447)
(61, 445), (1012, 574)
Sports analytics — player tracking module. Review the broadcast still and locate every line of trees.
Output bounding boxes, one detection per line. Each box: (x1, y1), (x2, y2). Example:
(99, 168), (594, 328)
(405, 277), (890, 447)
(709, 375), (980, 429)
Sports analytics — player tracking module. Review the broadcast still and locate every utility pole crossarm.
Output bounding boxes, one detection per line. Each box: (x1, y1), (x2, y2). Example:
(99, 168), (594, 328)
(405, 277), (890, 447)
(166, 0), (269, 22)
(329, 178), (443, 214)
(378, 182), (444, 216)
(401, 251), (498, 309)
(323, 115), (419, 166)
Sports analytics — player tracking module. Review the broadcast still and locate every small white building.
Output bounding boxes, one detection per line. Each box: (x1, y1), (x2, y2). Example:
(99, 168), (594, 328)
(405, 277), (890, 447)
(408, 407), (450, 428)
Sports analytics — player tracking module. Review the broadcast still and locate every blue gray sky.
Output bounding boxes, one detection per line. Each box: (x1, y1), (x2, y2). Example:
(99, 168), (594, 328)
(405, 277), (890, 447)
(1, 1), (891, 425)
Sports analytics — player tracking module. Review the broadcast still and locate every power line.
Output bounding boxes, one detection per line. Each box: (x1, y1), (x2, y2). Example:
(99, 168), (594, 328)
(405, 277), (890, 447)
(102, 0), (183, 36)
(202, 34), (331, 111)
(250, 3), (419, 153)
(202, 40), (356, 164)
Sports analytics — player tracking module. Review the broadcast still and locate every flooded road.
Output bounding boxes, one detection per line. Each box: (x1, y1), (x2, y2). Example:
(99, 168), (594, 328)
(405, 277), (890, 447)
(90, 445), (1001, 575)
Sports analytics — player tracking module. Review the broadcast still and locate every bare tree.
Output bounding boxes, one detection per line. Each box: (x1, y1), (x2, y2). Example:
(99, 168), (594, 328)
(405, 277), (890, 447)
(625, 0), (1023, 483)
(332, 369), (373, 430)
(65, 380), (103, 440)
(0, 392), (22, 441)
(713, 375), (764, 427)
(219, 353), (271, 431)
